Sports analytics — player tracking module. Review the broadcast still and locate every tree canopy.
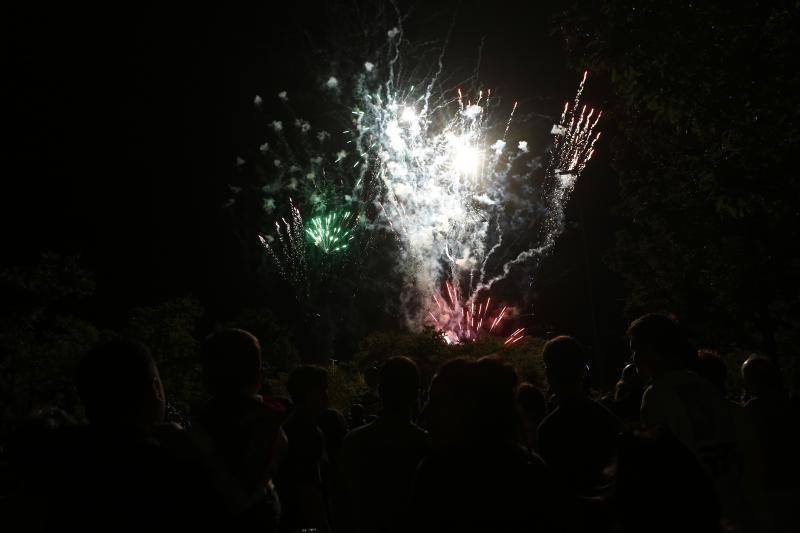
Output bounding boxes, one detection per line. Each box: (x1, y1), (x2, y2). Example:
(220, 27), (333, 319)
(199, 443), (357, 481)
(557, 1), (800, 358)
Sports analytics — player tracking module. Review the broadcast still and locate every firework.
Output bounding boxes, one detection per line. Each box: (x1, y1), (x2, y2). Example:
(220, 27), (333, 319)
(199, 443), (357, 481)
(355, 79), (522, 330)
(428, 284), (511, 343)
(472, 71), (603, 298)
(259, 198), (308, 292)
(305, 211), (355, 253)
(251, 15), (602, 334)
(353, 53), (604, 330)
(504, 327), (525, 345)
(551, 71), (602, 184)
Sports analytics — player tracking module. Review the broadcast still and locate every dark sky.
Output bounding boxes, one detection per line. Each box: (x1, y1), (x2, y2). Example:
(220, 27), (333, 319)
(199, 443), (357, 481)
(5, 1), (623, 354)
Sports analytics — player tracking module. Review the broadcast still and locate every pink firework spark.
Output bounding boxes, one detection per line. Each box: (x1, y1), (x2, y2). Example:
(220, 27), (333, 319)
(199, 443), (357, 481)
(551, 72), (602, 179)
(504, 328), (525, 345)
(428, 287), (519, 343)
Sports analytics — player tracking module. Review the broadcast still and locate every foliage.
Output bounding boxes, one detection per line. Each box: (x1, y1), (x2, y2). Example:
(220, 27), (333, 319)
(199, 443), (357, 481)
(326, 361), (373, 414)
(355, 328), (548, 389)
(500, 337), (548, 389)
(355, 327), (447, 373)
(225, 306), (301, 373)
(0, 254), (100, 421)
(265, 362), (373, 415)
(556, 2), (800, 366)
(125, 297), (206, 422)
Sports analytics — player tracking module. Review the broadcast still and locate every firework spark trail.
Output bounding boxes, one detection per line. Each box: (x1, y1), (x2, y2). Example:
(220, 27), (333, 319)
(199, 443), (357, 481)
(429, 292), (507, 343)
(503, 101), (518, 137)
(472, 72), (602, 298)
(421, 14), (455, 120)
(261, 199), (308, 294)
(490, 306), (507, 332)
(258, 234), (283, 277)
(504, 327), (525, 345)
(479, 218), (503, 286)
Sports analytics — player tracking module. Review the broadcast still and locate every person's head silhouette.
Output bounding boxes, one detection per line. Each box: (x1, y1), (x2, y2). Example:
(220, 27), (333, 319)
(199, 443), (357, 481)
(77, 339), (165, 429)
(627, 314), (694, 381)
(517, 382), (546, 423)
(697, 351), (728, 395)
(287, 365), (329, 418)
(203, 328), (263, 398)
(741, 355), (784, 402)
(543, 336), (588, 402)
(379, 356), (420, 418)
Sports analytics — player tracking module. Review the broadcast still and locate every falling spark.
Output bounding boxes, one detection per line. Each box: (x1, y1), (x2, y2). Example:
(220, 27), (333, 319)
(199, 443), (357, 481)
(260, 198), (308, 294)
(490, 306), (507, 332)
(428, 289), (515, 343)
(472, 71), (603, 298)
(504, 327), (525, 345)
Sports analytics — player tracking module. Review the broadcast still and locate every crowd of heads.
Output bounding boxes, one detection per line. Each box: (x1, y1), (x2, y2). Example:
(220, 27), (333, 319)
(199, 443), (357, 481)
(4, 312), (799, 532)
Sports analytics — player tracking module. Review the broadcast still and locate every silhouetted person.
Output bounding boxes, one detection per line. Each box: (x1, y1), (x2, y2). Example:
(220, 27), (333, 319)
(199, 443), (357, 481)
(78, 339), (167, 429)
(338, 356), (429, 533)
(318, 405), (348, 528)
(628, 314), (743, 526)
(612, 363), (644, 425)
(612, 428), (721, 533)
(277, 365), (331, 533)
(348, 403), (369, 430)
(537, 336), (625, 497)
(517, 382), (547, 452)
(629, 314), (737, 450)
(697, 351), (729, 397)
(742, 355), (786, 408)
(740, 356), (800, 529)
(413, 357), (564, 533)
(39, 339), (196, 531)
(319, 407), (348, 462)
(6, 406), (76, 528)
(194, 328), (286, 531)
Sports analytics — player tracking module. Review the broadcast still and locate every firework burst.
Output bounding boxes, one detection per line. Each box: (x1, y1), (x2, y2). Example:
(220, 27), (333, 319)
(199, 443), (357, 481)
(305, 211), (355, 253)
(428, 283), (513, 344)
(251, 12), (603, 337)
(353, 79), (526, 326)
(471, 71), (603, 301)
(550, 71), (602, 188)
(259, 198), (308, 293)
(418, 74), (602, 343)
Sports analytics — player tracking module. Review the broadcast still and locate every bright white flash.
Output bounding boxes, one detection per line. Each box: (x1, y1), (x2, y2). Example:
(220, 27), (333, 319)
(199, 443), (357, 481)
(452, 140), (480, 176)
(401, 106), (417, 123)
(491, 139), (506, 155)
(356, 87), (505, 322)
(463, 104), (482, 118)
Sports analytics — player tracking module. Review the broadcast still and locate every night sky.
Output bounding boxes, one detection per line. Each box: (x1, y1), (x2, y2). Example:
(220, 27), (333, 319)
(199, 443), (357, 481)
(5, 2), (624, 358)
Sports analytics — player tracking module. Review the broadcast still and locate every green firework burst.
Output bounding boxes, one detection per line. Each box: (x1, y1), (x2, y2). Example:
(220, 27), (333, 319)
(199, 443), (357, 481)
(305, 211), (354, 253)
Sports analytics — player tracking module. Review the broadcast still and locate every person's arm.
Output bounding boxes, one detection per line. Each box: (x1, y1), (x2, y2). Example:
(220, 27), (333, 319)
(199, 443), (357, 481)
(639, 385), (662, 428)
(536, 420), (553, 467)
(269, 427), (288, 474)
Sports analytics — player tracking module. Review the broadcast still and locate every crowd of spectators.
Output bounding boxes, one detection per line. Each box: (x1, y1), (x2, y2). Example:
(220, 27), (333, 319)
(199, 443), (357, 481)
(4, 313), (799, 532)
